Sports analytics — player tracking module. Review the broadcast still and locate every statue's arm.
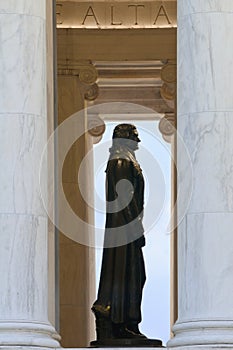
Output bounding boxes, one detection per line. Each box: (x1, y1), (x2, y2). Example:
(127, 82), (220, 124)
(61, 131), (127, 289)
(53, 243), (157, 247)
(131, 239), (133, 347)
(111, 158), (143, 223)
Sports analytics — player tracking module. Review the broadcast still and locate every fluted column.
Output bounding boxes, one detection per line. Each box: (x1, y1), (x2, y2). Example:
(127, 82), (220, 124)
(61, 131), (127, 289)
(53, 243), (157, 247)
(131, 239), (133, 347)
(168, 1), (233, 348)
(0, 1), (60, 348)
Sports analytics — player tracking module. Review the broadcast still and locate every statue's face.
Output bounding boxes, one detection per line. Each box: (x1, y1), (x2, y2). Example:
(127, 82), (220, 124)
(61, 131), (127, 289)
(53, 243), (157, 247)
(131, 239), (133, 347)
(129, 128), (141, 150)
(132, 129), (141, 142)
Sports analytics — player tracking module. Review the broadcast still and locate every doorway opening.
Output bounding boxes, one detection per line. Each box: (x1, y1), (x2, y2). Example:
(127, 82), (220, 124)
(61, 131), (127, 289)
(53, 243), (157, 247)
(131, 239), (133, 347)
(55, 2), (177, 347)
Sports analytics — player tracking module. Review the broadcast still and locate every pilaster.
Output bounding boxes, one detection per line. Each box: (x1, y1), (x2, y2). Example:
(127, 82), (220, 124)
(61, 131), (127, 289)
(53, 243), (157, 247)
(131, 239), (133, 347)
(57, 61), (100, 347)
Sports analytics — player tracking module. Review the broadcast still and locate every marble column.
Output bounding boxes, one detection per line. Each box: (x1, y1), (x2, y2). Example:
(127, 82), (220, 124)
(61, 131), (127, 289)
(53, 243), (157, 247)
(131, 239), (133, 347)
(168, 1), (233, 348)
(0, 1), (60, 348)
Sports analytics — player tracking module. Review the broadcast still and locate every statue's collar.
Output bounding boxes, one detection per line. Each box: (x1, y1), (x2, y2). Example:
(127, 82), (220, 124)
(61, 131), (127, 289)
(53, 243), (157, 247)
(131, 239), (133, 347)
(109, 146), (136, 161)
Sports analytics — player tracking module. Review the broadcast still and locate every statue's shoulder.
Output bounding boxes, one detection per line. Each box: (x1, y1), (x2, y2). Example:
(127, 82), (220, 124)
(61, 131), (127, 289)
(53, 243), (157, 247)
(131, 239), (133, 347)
(106, 157), (131, 173)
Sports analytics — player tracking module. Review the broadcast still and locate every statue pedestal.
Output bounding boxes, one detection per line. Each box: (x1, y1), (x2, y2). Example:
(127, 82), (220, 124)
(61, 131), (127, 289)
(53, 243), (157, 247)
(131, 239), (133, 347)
(90, 338), (163, 347)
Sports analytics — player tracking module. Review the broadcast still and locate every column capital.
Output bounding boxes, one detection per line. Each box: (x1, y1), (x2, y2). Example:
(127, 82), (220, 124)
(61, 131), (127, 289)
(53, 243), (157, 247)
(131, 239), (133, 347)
(160, 61), (176, 110)
(161, 61), (176, 83)
(159, 113), (176, 143)
(58, 61), (99, 101)
(88, 114), (106, 144)
(83, 83), (99, 101)
(58, 60), (98, 85)
(159, 61), (176, 142)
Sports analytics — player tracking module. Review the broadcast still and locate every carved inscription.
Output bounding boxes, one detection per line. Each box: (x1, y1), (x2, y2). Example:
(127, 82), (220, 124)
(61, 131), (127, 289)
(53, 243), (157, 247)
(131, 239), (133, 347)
(82, 6), (100, 25)
(128, 5), (145, 26)
(154, 5), (171, 25)
(56, 2), (176, 28)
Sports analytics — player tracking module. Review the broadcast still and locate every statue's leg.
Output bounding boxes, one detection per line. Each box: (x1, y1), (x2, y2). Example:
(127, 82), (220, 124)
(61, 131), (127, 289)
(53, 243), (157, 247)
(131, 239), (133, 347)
(95, 314), (113, 340)
(92, 305), (113, 340)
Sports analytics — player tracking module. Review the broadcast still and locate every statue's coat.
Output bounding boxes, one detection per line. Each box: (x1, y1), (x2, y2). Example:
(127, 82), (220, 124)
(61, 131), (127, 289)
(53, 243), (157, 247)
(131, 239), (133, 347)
(95, 151), (146, 325)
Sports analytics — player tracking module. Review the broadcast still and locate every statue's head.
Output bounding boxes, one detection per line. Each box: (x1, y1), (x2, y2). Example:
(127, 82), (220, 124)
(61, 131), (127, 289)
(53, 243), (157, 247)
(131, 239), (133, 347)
(112, 124), (141, 151)
(113, 123), (140, 142)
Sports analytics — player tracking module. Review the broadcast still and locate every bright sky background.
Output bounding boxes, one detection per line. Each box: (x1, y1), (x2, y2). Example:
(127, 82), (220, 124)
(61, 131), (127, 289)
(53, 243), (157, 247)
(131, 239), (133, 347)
(93, 120), (171, 344)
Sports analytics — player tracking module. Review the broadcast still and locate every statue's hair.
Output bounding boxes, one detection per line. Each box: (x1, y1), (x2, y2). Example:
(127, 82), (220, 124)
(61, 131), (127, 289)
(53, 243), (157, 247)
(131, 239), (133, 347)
(112, 123), (137, 139)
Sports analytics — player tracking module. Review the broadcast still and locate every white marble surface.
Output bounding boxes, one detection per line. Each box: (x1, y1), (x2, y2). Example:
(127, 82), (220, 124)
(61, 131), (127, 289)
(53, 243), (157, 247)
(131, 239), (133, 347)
(178, 212), (233, 321)
(0, 0), (45, 18)
(0, 115), (47, 216)
(0, 0), (60, 347)
(178, 12), (233, 115)
(0, 214), (47, 320)
(169, 347), (233, 350)
(178, 112), (233, 214)
(0, 14), (45, 116)
(172, 1), (233, 348)
(0, 214), (59, 348)
(179, 0), (233, 18)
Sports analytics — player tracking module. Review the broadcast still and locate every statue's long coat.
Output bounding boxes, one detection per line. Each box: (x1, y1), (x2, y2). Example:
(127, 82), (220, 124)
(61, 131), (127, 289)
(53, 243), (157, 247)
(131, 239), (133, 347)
(95, 150), (146, 325)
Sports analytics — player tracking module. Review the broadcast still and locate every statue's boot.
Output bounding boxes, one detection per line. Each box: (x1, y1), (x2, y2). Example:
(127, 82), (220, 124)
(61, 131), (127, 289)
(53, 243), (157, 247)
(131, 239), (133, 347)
(113, 323), (146, 339)
(126, 322), (147, 338)
(91, 304), (113, 340)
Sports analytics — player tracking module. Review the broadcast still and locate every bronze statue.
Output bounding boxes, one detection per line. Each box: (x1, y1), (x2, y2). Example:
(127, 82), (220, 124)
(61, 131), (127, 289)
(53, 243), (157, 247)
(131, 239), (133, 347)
(91, 124), (162, 346)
